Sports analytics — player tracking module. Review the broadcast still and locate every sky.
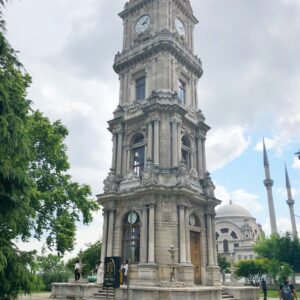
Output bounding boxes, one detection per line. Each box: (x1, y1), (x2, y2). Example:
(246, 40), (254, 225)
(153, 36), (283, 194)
(4, 0), (300, 260)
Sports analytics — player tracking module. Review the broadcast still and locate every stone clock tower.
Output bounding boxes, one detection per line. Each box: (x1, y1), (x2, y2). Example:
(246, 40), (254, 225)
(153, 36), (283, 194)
(97, 0), (221, 297)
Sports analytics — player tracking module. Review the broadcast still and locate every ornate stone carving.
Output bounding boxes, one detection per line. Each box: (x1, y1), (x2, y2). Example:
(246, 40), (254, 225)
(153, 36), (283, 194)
(127, 102), (143, 114)
(189, 168), (198, 179)
(201, 172), (215, 197)
(177, 163), (191, 187)
(142, 169), (157, 186)
(103, 172), (118, 193)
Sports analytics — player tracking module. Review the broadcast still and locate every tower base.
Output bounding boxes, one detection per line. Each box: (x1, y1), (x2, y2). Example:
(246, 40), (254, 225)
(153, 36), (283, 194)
(115, 285), (223, 300)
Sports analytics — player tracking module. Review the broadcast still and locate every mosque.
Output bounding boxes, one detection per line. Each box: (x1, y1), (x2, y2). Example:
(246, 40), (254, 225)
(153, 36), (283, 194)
(215, 139), (298, 262)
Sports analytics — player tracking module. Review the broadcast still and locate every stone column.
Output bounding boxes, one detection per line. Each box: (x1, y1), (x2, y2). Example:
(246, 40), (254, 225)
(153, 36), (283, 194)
(179, 206), (187, 263)
(148, 205), (155, 263)
(171, 121), (178, 167)
(100, 210), (109, 262)
(111, 133), (117, 171)
(126, 148), (131, 172)
(116, 131), (123, 175)
(185, 208), (191, 263)
(140, 207), (148, 263)
(97, 210), (109, 284)
(197, 137), (204, 177)
(206, 213), (214, 266)
(201, 138), (207, 174)
(211, 214), (217, 265)
(177, 123), (181, 164)
(106, 210), (115, 256)
(147, 122), (153, 162)
(153, 120), (160, 166)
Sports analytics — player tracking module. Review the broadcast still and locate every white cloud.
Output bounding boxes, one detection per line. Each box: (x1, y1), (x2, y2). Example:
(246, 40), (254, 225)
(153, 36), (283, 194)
(215, 185), (263, 213)
(262, 217), (300, 238)
(254, 138), (275, 151)
(292, 157), (300, 169)
(206, 126), (250, 171)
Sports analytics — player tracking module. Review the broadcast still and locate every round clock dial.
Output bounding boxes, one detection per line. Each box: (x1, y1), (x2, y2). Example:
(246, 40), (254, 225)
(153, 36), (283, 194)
(175, 18), (185, 36)
(127, 212), (138, 224)
(135, 15), (151, 33)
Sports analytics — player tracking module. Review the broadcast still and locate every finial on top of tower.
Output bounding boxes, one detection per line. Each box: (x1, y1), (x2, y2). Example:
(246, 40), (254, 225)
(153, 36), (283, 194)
(285, 163), (291, 189)
(263, 139), (269, 167)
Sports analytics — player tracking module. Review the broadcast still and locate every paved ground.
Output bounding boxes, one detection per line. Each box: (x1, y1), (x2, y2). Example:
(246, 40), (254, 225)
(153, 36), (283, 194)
(19, 293), (57, 300)
(18, 294), (278, 300)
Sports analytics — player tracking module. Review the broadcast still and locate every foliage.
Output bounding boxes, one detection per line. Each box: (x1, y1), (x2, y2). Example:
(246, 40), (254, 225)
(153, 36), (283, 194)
(0, 240), (44, 299)
(235, 258), (268, 286)
(254, 233), (300, 272)
(0, 2), (99, 298)
(66, 241), (101, 277)
(266, 259), (293, 285)
(218, 255), (231, 282)
(218, 255), (230, 273)
(37, 255), (72, 291)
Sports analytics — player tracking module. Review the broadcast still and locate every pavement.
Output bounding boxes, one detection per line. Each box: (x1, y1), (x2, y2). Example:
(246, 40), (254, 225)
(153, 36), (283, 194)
(18, 293), (280, 300)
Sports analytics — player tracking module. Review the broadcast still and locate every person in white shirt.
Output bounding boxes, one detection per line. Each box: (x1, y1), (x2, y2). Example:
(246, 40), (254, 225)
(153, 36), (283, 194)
(74, 260), (81, 281)
(123, 260), (129, 285)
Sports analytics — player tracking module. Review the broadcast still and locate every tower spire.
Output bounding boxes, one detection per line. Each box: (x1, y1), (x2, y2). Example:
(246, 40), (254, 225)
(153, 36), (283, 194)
(285, 164), (298, 237)
(262, 139), (278, 235)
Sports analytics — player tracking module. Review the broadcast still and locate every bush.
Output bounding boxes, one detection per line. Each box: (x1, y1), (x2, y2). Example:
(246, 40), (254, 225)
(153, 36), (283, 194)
(39, 270), (72, 291)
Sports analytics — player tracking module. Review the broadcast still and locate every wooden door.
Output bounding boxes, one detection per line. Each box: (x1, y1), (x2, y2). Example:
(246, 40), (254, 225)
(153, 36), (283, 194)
(190, 231), (202, 285)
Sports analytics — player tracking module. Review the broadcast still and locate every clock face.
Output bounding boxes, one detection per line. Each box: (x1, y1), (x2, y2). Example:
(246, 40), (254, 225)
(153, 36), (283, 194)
(127, 212), (138, 224)
(135, 15), (151, 33)
(175, 18), (185, 36)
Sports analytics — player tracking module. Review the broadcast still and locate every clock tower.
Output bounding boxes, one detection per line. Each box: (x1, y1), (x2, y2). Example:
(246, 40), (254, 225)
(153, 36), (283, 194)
(98, 0), (221, 295)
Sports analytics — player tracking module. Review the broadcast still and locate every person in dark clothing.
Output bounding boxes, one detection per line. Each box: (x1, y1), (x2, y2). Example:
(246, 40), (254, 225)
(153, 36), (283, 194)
(279, 276), (298, 300)
(261, 278), (267, 300)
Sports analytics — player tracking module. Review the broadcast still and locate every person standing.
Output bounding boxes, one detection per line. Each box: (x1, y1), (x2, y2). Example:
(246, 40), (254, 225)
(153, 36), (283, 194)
(279, 276), (298, 300)
(123, 260), (128, 285)
(261, 278), (267, 300)
(74, 260), (81, 281)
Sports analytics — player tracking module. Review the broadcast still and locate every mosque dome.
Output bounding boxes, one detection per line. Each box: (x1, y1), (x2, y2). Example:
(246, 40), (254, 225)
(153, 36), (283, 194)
(216, 202), (253, 219)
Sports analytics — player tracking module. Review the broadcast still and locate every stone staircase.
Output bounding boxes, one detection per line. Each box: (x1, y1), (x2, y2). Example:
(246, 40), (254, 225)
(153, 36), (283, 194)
(88, 288), (115, 300)
(222, 290), (239, 300)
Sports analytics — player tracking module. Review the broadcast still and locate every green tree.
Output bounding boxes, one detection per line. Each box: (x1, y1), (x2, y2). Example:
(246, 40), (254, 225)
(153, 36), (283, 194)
(265, 259), (293, 285)
(37, 254), (72, 291)
(235, 258), (268, 286)
(254, 233), (300, 273)
(66, 241), (101, 277)
(0, 3), (98, 298)
(218, 255), (230, 282)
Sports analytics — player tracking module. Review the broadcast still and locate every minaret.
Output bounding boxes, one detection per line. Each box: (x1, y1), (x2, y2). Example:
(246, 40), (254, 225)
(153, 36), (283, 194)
(285, 164), (298, 237)
(263, 139), (278, 235)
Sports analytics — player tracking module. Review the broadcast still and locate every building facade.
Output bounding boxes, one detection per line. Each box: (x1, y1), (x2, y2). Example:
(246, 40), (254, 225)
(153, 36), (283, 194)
(97, 0), (221, 288)
(215, 202), (263, 263)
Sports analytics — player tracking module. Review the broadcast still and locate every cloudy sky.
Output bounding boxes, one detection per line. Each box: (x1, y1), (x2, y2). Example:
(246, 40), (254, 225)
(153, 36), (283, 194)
(4, 0), (300, 259)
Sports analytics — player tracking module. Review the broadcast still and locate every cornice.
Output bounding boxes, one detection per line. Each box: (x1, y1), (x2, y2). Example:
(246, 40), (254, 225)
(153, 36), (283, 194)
(120, 0), (198, 24)
(113, 30), (203, 78)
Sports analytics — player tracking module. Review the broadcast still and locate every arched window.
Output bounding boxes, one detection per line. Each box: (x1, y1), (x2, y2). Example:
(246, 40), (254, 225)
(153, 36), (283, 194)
(181, 135), (191, 169)
(132, 134), (145, 177)
(223, 239), (229, 253)
(231, 231), (238, 239)
(178, 79), (186, 104)
(122, 211), (140, 263)
(216, 232), (220, 240)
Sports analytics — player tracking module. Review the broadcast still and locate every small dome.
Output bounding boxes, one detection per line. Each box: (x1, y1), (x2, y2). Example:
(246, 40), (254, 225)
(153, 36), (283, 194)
(216, 202), (252, 218)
